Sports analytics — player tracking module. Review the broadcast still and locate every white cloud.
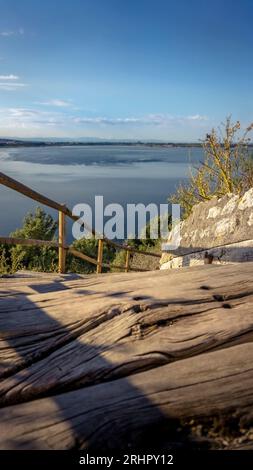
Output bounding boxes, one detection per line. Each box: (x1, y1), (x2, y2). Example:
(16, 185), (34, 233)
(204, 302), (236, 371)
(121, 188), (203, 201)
(0, 74), (19, 80)
(186, 114), (208, 121)
(36, 99), (73, 107)
(74, 113), (208, 126)
(7, 108), (40, 117)
(0, 107), (210, 139)
(0, 107), (67, 130)
(0, 31), (15, 37)
(74, 116), (141, 125)
(0, 82), (27, 91)
(0, 28), (24, 37)
(0, 73), (27, 91)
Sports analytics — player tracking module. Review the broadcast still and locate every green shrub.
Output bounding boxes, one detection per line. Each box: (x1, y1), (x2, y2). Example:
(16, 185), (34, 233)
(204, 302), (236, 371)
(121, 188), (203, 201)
(67, 237), (115, 274)
(0, 247), (13, 275)
(110, 214), (170, 272)
(110, 249), (127, 272)
(0, 207), (58, 273)
(170, 118), (253, 218)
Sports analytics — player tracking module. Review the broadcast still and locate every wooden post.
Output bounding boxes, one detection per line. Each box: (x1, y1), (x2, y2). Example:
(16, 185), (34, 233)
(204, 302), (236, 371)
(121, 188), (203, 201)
(58, 208), (66, 274)
(97, 239), (104, 274)
(125, 250), (130, 272)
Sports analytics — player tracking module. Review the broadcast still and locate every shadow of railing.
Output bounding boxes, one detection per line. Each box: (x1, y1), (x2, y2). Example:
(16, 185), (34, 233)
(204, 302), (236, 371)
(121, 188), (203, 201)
(0, 275), (212, 451)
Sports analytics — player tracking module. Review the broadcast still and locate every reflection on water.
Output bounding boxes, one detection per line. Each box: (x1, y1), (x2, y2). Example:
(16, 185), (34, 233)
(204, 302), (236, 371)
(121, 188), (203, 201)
(0, 145), (203, 240)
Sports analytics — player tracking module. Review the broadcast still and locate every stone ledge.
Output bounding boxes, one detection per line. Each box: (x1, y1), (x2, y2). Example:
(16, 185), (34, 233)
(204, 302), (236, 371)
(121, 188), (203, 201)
(160, 239), (253, 270)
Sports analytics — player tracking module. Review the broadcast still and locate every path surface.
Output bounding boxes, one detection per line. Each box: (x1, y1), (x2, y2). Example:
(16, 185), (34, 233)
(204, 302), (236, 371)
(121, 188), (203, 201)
(0, 263), (253, 450)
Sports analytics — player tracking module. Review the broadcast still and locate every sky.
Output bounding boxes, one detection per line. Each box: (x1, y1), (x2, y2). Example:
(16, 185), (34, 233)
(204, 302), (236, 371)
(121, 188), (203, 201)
(0, 0), (252, 141)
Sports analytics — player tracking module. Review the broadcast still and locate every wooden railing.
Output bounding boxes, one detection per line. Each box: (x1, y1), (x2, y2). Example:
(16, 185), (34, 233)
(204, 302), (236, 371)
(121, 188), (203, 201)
(0, 171), (161, 274)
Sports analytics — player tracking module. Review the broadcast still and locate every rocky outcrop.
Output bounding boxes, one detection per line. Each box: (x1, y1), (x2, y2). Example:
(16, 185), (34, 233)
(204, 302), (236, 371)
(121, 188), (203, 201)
(161, 188), (253, 269)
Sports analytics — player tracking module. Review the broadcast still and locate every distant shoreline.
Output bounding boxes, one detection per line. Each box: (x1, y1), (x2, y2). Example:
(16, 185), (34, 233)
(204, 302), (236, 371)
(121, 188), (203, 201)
(0, 139), (203, 149)
(1, 139), (252, 149)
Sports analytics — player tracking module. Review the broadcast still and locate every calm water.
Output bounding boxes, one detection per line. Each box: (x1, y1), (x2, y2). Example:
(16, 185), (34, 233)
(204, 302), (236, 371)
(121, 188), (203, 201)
(0, 145), (203, 240)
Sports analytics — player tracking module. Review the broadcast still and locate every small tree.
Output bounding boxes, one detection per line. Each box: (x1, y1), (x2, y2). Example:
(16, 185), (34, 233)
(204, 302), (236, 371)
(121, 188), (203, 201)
(0, 248), (11, 275)
(9, 207), (58, 272)
(171, 118), (253, 218)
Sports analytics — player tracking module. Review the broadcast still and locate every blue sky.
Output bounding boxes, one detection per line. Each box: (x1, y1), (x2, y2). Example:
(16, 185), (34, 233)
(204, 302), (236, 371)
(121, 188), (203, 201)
(0, 0), (252, 141)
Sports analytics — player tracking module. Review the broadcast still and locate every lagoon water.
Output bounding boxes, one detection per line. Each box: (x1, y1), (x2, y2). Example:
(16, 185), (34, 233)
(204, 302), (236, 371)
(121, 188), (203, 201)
(0, 145), (203, 240)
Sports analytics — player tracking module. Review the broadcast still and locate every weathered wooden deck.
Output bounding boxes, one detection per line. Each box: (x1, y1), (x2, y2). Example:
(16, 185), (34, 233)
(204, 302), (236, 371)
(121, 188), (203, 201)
(0, 263), (253, 450)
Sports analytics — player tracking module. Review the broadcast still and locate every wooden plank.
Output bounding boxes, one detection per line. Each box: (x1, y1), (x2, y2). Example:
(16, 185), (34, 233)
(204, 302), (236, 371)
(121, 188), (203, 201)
(0, 262), (252, 302)
(0, 342), (252, 450)
(0, 293), (252, 406)
(0, 263), (252, 450)
(0, 263), (252, 407)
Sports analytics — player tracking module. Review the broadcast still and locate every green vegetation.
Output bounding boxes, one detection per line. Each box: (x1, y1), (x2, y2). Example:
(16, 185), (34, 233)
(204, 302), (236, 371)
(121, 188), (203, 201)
(0, 208), (116, 275)
(170, 118), (253, 218)
(0, 248), (12, 275)
(66, 237), (115, 274)
(111, 214), (170, 271)
(0, 208), (58, 275)
(0, 208), (168, 275)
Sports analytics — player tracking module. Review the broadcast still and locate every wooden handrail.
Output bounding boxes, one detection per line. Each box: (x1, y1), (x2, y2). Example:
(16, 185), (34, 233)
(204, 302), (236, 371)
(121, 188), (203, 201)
(68, 247), (99, 266)
(0, 172), (73, 218)
(69, 247), (148, 272)
(0, 171), (161, 258)
(0, 170), (161, 273)
(121, 244), (160, 258)
(0, 171), (95, 238)
(0, 237), (149, 273)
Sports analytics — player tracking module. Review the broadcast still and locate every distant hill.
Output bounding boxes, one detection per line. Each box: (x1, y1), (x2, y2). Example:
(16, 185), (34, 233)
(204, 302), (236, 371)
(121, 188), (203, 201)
(0, 137), (202, 148)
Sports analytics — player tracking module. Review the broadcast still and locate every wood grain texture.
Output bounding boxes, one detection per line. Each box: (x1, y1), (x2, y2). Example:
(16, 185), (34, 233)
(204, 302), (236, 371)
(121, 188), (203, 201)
(0, 343), (252, 450)
(0, 263), (253, 450)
